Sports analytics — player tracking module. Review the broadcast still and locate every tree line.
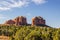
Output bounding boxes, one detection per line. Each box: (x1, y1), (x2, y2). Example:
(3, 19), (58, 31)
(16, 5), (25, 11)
(0, 25), (60, 40)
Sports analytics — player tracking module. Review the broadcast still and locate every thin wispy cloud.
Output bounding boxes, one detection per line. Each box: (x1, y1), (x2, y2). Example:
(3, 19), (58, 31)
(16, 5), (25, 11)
(0, 14), (11, 19)
(0, 0), (29, 10)
(0, 0), (47, 10)
(0, 14), (11, 24)
(0, 14), (6, 19)
(26, 13), (32, 16)
(32, 0), (47, 5)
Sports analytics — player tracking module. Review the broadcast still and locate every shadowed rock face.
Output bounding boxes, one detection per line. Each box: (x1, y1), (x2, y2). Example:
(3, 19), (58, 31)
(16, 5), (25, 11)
(5, 16), (27, 25)
(5, 16), (46, 26)
(32, 16), (45, 26)
(14, 16), (27, 25)
(5, 20), (15, 25)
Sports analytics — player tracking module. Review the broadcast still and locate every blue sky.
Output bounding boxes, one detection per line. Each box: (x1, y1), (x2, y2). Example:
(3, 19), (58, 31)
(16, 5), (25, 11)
(0, 0), (60, 28)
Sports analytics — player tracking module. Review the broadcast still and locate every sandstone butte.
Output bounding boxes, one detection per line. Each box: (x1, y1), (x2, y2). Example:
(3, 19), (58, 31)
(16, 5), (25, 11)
(32, 16), (45, 26)
(4, 16), (46, 26)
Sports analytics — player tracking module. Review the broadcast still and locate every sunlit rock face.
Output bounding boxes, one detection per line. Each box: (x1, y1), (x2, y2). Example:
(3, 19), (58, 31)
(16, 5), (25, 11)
(5, 20), (15, 25)
(14, 16), (27, 25)
(5, 16), (27, 25)
(32, 16), (45, 26)
(5, 16), (46, 26)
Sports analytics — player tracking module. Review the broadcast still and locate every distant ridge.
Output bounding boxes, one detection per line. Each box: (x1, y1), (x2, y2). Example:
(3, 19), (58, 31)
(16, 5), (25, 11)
(3, 16), (49, 27)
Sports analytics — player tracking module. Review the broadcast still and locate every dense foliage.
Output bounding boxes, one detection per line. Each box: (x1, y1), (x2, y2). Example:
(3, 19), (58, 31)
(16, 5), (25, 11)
(0, 25), (60, 40)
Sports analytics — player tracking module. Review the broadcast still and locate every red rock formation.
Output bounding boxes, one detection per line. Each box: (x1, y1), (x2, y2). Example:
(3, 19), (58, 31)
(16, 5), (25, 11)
(14, 16), (27, 25)
(5, 20), (15, 25)
(5, 16), (27, 25)
(5, 16), (46, 26)
(32, 16), (45, 25)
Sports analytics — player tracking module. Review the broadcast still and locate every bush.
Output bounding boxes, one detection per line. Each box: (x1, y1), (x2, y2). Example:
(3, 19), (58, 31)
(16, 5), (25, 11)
(0, 25), (60, 40)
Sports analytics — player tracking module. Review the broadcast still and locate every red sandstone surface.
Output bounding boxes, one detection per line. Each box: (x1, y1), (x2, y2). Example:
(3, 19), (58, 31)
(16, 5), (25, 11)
(5, 16), (46, 26)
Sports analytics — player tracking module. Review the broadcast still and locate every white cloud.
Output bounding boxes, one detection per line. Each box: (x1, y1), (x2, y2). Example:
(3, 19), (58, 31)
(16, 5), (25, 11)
(0, 0), (47, 10)
(0, 0), (29, 10)
(32, 0), (47, 5)
(0, 7), (10, 10)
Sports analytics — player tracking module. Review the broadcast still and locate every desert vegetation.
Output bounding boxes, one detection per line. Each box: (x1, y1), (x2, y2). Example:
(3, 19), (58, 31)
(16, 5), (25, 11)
(0, 25), (60, 40)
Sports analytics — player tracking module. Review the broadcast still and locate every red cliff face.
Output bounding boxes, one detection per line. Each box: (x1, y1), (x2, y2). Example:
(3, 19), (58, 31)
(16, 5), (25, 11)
(14, 16), (27, 25)
(5, 16), (27, 25)
(32, 16), (45, 25)
(5, 20), (15, 25)
(5, 16), (46, 26)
